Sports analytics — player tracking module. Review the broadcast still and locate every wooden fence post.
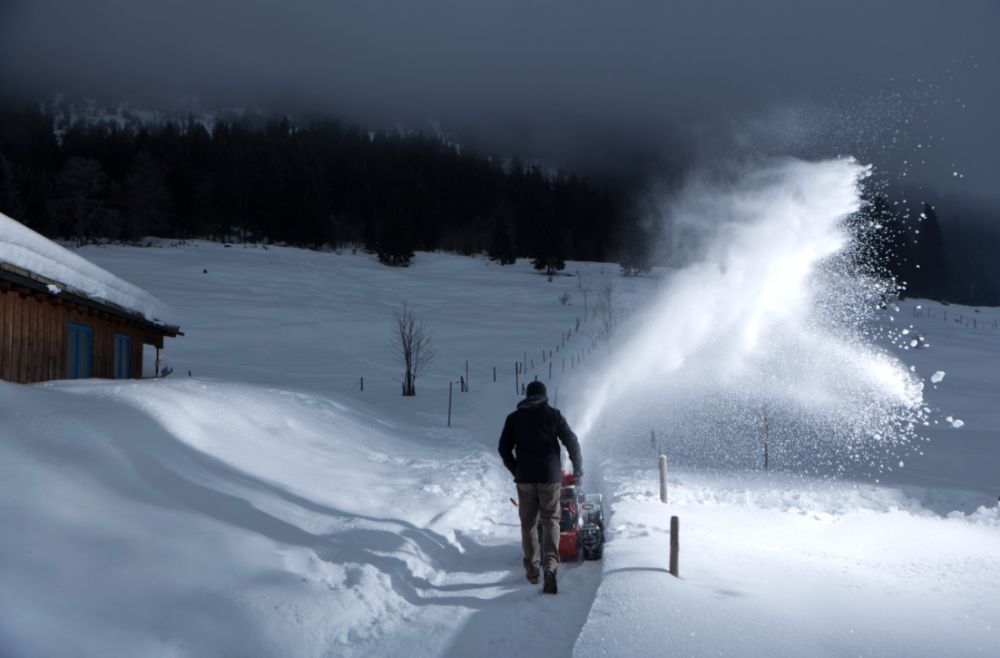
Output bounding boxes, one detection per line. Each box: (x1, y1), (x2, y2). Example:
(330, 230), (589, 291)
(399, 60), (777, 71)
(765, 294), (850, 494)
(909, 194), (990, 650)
(447, 381), (453, 427)
(493, 366), (497, 382)
(515, 364), (520, 394)
(360, 376), (364, 392)
(762, 405), (769, 471)
(669, 516), (679, 577)
(549, 361), (552, 379)
(659, 454), (668, 503)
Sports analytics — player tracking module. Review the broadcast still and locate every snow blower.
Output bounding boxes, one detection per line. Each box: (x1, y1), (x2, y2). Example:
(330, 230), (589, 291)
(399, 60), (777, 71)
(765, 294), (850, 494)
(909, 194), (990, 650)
(522, 471), (603, 561)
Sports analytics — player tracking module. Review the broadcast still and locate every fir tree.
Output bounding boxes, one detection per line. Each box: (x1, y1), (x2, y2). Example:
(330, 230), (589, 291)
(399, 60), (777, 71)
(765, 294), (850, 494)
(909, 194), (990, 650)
(913, 203), (949, 300)
(376, 190), (414, 266)
(488, 204), (517, 265)
(0, 154), (26, 220)
(531, 219), (566, 277)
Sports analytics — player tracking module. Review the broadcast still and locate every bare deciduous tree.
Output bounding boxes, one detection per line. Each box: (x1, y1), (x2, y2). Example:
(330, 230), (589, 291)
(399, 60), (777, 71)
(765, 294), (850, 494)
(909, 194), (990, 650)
(391, 303), (435, 396)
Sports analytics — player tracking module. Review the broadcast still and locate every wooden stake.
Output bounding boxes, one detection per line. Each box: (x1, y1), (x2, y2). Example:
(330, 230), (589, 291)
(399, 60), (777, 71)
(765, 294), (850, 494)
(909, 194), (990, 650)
(493, 366), (497, 382)
(669, 516), (679, 577)
(515, 364), (520, 394)
(659, 454), (668, 503)
(360, 376), (364, 392)
(763, 405), (769, 471)
(548, 361), (552, 379)
(447, 381), (453, 427)
(465, 360), (469, 391)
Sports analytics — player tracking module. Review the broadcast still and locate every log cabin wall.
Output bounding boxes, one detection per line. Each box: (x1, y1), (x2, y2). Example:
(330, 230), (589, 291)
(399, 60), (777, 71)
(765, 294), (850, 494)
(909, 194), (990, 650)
(0, 286), (158, 384)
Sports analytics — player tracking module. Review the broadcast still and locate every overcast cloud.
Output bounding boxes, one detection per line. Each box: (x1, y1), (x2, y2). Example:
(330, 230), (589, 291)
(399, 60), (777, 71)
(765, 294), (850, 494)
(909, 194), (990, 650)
(2, 0), (998, 201)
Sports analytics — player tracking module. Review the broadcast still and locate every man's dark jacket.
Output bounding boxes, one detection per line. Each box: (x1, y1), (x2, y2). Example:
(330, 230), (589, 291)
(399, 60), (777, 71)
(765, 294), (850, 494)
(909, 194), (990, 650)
(498, 394), (582, 483)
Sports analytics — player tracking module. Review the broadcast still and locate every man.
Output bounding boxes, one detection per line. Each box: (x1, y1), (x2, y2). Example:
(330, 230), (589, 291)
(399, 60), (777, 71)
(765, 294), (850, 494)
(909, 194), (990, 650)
(498, 380), (583, 594)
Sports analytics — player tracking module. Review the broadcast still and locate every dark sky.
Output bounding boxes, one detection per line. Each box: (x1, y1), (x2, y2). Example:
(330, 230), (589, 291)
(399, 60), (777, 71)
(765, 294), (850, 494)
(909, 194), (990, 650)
(2, 0), (998, 204)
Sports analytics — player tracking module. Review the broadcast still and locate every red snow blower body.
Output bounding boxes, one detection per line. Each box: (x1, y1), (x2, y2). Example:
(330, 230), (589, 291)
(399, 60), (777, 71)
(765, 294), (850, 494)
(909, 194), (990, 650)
(553, 472), (604, 561)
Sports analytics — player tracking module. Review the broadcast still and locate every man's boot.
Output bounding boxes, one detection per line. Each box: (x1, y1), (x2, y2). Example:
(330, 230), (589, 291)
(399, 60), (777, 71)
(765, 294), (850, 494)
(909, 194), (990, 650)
(543, 569), (557, 594)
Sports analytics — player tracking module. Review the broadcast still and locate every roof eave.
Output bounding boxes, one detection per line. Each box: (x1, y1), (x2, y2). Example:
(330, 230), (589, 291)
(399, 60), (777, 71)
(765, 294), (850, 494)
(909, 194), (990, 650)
(0, 264), (181, 336)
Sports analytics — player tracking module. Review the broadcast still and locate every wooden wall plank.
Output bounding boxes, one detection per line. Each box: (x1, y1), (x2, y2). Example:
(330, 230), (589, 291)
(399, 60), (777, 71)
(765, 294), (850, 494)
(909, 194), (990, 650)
(14, 293), (25, 383)
(56, 301), (68, 380)
(7, 292), (16, 382)
(0, 291), (9, 380)
(0, 291), (7, 377)
(25, 296), (35, 383)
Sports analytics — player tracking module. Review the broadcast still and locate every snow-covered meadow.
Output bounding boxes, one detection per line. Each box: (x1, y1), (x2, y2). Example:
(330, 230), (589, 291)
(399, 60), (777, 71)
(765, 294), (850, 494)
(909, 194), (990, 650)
(2, 169), (999, 655)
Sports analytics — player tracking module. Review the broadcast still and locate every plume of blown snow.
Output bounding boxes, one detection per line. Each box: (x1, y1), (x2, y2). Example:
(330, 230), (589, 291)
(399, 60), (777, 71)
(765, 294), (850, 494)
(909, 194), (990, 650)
(570, 157), (926, 475)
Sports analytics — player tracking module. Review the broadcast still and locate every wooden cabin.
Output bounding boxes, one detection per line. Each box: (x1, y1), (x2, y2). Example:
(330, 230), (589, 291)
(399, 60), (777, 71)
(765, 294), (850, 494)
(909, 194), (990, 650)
(0, 214), (181, 384)
(0, 263), (181, 384)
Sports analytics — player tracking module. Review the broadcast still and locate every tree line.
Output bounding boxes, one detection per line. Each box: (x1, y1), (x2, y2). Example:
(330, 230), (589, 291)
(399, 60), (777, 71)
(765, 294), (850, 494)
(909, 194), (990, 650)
(0, 106), (633, 270)
(0, 105), (993, 304)
(850, 191), (999, 306)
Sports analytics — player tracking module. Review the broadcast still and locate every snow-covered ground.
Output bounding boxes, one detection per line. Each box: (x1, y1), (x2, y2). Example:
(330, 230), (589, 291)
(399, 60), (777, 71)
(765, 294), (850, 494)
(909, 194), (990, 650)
(1, 240), (998, 657)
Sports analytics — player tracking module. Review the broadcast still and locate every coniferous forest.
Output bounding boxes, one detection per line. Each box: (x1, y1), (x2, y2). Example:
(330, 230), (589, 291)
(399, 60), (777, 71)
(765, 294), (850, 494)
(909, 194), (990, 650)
(0, 106), (628, 269)
(0, 105), (996, 305)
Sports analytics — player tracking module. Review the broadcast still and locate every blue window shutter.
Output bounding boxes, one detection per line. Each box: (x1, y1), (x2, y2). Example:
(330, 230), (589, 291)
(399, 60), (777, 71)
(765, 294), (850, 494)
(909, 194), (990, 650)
(113, 334), (132, 378)
(67, 323), (93, 379)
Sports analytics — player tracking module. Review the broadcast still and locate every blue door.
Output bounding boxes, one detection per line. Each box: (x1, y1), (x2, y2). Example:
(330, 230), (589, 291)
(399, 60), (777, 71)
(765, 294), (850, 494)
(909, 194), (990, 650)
(66, 323), (93, 379)
(113, 334), (132, 379)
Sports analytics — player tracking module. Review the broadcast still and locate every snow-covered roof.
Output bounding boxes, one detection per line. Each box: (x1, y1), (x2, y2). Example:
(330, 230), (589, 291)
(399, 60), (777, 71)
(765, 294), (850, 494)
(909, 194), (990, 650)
(0, 212), (178, 327)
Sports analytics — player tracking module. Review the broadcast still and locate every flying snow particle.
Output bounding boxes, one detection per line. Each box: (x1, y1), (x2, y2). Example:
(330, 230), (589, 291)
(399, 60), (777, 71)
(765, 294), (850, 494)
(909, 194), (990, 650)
(951, 419), (965, 429)
(930, 371), (945, 383)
